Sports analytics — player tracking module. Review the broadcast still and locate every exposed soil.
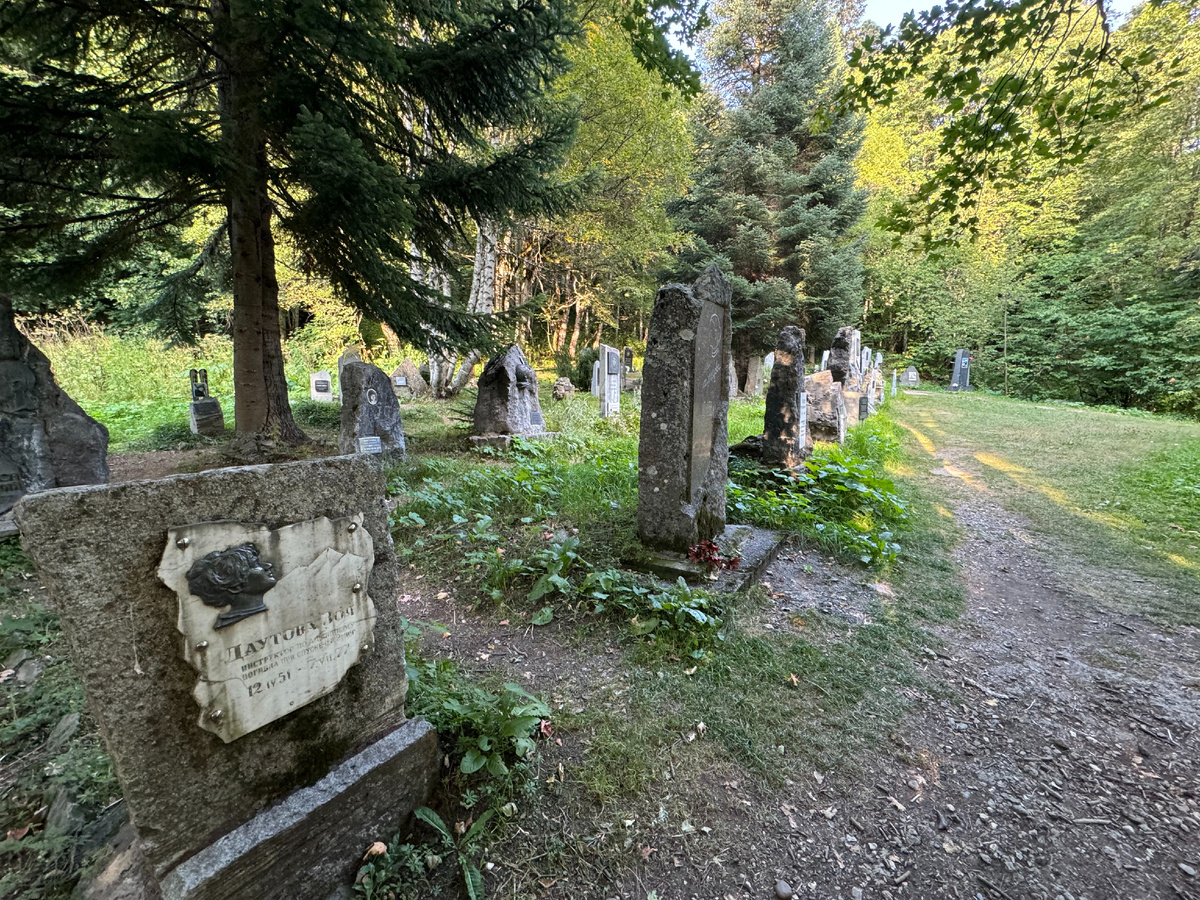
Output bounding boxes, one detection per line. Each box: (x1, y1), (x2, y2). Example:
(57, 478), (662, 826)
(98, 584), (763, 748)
(406, 459), (1200, 900)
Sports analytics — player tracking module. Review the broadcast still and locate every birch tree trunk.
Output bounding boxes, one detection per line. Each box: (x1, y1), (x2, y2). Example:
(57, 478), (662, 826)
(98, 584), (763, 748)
(446, 217), (500, 396)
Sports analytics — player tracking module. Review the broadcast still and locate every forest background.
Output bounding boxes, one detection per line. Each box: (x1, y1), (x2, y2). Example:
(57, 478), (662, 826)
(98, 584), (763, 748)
(4, 0), (1199, 431)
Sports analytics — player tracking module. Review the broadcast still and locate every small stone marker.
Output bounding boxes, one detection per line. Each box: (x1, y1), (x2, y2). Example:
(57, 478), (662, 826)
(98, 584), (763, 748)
(339, 362), (407, 457)
(390, 360), (428, 401)
(188, 369), (225, 437)
(591, 358), (601, 396)
(820, 349), (829, 371)
(892, 369), (898, 397)
(0, 296), (108, 526)
(336, 347), (361, 386)
(950, 350), (972, 391)
(552, 377), (575, 401)
(637, 265), (732, 552)
(310, 371), (334, 403)
(875, 351), (884, 369)
(762, 327), (808, 469)
(14, 457), (437, 900)
(472, 344), (553, 448)
(599, 344), (621, 418)
(765, 351), (775, 369)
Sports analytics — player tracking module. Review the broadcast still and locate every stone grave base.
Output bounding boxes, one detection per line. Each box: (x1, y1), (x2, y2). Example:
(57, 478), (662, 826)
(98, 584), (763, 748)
(469, 432), (559, 450)
(82, 720), (438, 900)
(628, 525), (784, 591)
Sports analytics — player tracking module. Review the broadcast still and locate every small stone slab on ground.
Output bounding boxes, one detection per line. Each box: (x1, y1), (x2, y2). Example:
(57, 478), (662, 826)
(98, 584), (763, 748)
(627, 524), (784, 591)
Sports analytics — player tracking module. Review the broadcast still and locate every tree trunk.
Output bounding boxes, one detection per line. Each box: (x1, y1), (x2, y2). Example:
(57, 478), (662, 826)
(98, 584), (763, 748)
(568, 300), (582, 357)
(213, 0), (303, 441)
(445, 218), (499, 397)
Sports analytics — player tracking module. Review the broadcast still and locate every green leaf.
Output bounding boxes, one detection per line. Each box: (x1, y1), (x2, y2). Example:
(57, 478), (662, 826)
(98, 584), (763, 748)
(415, 806), (453, 842)
(531, 607), (554, 626)
(460, 748), (488, 774)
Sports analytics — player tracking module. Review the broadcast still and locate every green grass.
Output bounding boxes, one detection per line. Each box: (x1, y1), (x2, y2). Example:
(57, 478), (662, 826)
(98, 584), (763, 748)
(890, 391), (1200, 622)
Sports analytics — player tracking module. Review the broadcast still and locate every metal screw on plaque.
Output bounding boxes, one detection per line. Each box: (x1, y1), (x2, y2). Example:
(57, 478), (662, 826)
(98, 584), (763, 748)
(361, 644), (370, 652)
(209, 709), (224, 722)
(352, 582), (362, 593)
(348, 522), (358, 533)
(176, 537), (190, 549)
(195, 641), (209, 651)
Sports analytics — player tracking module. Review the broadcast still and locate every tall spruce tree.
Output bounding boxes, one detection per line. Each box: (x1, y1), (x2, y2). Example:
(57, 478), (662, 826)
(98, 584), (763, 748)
(0, 0), (581, 440)
(670, 0), (866, 371)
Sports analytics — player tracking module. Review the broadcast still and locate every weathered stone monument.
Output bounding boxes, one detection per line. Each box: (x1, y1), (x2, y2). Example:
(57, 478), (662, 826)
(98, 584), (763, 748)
(339, 362), (407, 457)
(0, 297), (108, 526)
(598, 344), (621, 418)
(188, 369), (224, 437)
(950, 350), (972, 391)
(762, 327), (809, 469)
(471, 344), (552, 448)
(552, 376), (575, 401)
(389, 360), (428, 401)
(309, 371), (334, 403)
(336, 347), (361, 386)
(804, 370), (847, 444)
(14, 457), (438, 900)
(637, 265), (732, 552)
(742, 355), (764, 397)
(590, 358), (601, 397)
(827, 327), (854, 387)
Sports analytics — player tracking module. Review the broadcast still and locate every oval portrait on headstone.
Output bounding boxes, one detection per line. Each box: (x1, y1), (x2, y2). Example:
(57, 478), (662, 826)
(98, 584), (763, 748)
(367, 388), (378, 405)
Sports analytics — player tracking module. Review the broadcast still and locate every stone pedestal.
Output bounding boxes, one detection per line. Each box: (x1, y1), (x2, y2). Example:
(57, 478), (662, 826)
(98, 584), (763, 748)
(189, 399), (224, 437)
(637, 265), (732, 553)
(14, 457), (437, 900)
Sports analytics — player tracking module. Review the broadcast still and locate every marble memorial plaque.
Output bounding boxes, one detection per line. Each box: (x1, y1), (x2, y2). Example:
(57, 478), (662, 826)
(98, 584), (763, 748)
(356, 435), (383, 454)
(687, 301), (724, 501)
(393, 376), (408, 387)
(158, 514), (376, 743)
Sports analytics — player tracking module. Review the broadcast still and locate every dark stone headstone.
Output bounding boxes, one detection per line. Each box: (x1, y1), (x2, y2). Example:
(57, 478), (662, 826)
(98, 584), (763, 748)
(637, 265), (732, 552)
(950, 350), (972, 391)
(338, 362), (406, 457)
(859, 394), (870, 421)
(623, 346), (635, 372)
(472, 344), (546, 436)
(188, 399), (224, 437)
(0, 297), (107, 515)
(827, 327), (854, 387)
(762, 327), (808, 469)
(13, 457), (438, 897)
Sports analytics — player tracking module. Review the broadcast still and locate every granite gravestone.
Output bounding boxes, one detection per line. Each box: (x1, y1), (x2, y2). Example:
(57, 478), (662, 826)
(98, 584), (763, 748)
(762, 327), (808, 469)
(338, 363), (407, 457)
(310, 372), (334, 403)
(637, 265), (732, 553)
(743, 355), (764, 397)
(590, 359), (601, 397)
(950, 350), (972, 392)
(14, 457), (438, 900)
(0, 296), (108, 521)
(472, 345), (548, 439)
(599, 344), (621, 418)
(389, 360), (428, 402)
(900, 366), (920, 388)
(188, 369), (225, 437)
(623, 346), (635, 372)
(804, 370), (847, 444)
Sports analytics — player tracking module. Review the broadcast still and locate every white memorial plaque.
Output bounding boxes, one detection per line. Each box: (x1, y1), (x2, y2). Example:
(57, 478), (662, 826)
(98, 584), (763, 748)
(356, 435), (383, 454)
(158, 515), (376, 742)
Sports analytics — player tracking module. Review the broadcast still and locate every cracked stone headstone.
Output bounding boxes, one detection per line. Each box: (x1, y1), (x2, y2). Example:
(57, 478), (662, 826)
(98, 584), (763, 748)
(637, 265), (732, 552)
(0, 295), (108, 519)
(804, 370), (847, 444)
(762, 327), (809, 469)
(338, 362), (407, 456)
(473, 344), (547, 436)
